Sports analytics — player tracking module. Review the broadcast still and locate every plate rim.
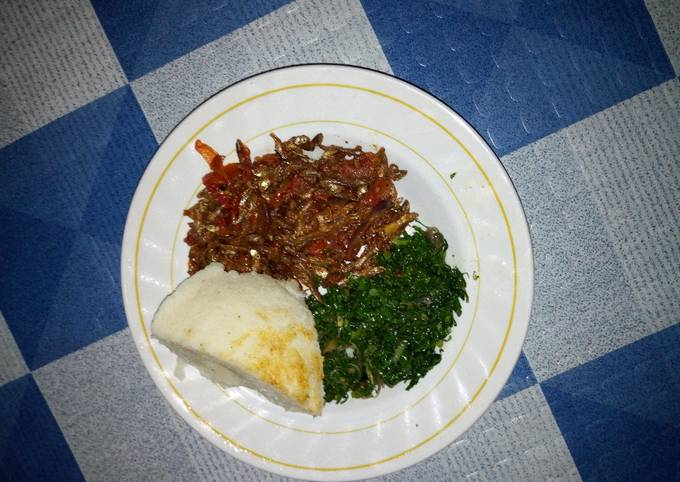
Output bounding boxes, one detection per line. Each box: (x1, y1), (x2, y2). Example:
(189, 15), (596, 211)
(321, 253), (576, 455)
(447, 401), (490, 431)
(120, 63), (535, 481)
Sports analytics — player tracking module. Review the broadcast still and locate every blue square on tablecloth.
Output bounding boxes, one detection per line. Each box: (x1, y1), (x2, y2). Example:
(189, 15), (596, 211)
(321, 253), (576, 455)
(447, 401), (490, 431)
(361, 0), (674, 155)
(0, 375), (84, 481)
(0, 91), (129, 230)
(79, 88), (156, 244)
(0, 208), (126, 369)
(497, 350), (537, 401)
(91, 0), (289, 81)
(0, 208), (76, 369)
(542, 323), (680, 481)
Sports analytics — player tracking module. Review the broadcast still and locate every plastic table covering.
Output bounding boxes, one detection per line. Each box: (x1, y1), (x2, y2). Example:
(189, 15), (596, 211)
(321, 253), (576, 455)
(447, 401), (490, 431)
(1, 1), (679, 481)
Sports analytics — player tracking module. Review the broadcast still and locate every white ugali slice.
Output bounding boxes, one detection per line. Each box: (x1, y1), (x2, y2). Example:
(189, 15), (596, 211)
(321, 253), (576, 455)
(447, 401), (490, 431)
(151, 263), (324, 415)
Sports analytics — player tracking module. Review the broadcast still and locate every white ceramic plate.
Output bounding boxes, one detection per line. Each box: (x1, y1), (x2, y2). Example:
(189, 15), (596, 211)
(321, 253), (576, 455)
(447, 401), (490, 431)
(121, 65), (533, 481)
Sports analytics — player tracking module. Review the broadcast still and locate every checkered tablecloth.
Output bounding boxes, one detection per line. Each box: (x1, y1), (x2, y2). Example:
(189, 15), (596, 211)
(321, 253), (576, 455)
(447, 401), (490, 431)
(1, 0), (679, 480)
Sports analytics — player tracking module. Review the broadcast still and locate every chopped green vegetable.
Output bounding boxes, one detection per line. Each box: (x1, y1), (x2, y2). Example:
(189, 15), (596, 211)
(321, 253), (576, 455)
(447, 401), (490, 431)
(306, 226), (468, 403)
(449, 172), (457, 179)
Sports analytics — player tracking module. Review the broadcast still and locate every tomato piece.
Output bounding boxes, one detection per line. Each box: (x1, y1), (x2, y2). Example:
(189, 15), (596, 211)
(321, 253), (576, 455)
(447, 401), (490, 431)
(212, 213), (232, 236)
(220, 162), (242, 183)
(306, 239), (330, 255)
(340, 152), (380, 180)
(195, 140), (221, 165)
(360, 178), (392, 206)
(202, 171), (224, 189)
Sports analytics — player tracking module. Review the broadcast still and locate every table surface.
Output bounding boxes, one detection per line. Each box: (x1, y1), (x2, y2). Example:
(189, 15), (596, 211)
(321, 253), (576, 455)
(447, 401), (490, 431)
(1, 1), (679, 481)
